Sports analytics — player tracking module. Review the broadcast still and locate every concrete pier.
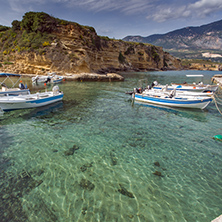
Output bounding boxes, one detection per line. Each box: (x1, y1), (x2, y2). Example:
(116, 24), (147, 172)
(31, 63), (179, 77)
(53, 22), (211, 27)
(212, 74), (222, 89)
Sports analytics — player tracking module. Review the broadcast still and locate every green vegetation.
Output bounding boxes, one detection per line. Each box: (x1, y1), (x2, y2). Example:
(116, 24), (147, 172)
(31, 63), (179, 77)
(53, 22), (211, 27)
(0, 25), (10, 32)
(138, 51), (144, 56)
(20, 12), (57, 33)
(100, 36), (110, 41)
(0, 11), (100, 59)
(118, 52), (126, 64)
(124, 46), (135, 55)
(0, 12), (59, 56)
(181, 58), (222, 67)
(151, 46), (160, 63)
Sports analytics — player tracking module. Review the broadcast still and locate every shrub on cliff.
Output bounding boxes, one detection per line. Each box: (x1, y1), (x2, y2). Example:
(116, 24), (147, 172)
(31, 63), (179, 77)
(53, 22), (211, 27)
(0, 12), (59, 54)
(0, 25), (10, 32)
(20, 12), (58, 33)
(11, 20), (21, 31)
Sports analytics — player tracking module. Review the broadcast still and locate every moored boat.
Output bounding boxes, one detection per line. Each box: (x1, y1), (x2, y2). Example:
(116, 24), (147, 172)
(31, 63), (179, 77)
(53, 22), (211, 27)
(32, 72), (63, 84)
(132, 89), (212, 109)
(142, 86), (214, 97)
(153, 75), (218, 92)
(0, 86), (63, 111)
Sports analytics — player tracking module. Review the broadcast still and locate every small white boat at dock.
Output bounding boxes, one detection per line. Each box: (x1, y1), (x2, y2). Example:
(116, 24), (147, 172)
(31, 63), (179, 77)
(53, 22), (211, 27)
(32, 72), (63, 84)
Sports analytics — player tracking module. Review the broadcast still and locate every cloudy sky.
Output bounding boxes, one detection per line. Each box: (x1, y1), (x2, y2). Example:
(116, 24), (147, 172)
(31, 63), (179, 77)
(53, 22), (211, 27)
(1, 0), (222, 39)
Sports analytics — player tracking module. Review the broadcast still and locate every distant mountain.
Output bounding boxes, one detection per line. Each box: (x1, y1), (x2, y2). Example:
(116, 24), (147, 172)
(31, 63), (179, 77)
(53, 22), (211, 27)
(123, 20), (222, 50)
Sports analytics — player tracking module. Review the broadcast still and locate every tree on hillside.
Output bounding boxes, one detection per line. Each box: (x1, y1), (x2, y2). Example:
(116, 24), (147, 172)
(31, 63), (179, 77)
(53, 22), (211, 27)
(12, 20), (21, 31)
(20, 12), (58, 33)
(0, 25), (10, 32)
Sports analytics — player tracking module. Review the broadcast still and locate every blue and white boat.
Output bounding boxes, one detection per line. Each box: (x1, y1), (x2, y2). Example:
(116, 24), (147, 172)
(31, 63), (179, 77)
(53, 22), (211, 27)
(0, 73), (30, 96)
(153, 75), (218, 92)
(32, 72), (63, 84)
(0, 86), (63, 111)
(133, 89), (212, 109)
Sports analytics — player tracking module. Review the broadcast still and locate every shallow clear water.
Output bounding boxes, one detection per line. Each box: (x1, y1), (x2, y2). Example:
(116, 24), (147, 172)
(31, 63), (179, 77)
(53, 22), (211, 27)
(0, 70), (222, 222)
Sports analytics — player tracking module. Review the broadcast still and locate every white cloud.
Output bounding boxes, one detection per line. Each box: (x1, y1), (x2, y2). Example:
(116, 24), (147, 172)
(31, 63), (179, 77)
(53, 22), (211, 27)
(7, 0), (222, 23)
(66, 0), (153, 14)
(188, 0), (222, 17)
(8, 0), (153, 14)
(148, 0), (222, 23)
(8, 0), (45, 13)
(149, 6), (190, 22)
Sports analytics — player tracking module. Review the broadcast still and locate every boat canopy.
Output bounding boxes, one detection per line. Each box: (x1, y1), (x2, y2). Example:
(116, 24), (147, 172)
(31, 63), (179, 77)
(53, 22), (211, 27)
(0, 73), (21, 77)
(0, 73), (23, 88)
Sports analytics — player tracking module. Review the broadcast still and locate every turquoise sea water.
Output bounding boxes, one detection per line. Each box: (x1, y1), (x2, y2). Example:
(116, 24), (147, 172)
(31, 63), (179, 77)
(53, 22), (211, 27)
(0, 70), (221, 222)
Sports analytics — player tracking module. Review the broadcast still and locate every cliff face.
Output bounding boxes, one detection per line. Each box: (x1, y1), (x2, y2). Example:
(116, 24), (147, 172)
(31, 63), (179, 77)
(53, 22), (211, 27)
(0, 14), (182, 75)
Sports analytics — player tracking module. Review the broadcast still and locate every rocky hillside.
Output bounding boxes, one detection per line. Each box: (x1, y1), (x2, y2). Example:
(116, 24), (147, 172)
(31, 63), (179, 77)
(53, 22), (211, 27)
(0, 12), (182, 75)
(123, 19), (222, 50)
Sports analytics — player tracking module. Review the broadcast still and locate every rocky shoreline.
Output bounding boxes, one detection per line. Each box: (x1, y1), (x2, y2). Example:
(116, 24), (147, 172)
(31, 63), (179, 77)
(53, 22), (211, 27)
(20, 72), (124, 82)
(64, 72), (124, 81)
(0, 70), (124, 82)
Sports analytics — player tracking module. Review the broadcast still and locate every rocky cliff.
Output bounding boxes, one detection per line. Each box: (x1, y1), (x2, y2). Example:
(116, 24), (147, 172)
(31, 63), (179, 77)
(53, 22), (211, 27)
(0, 12), (182, 76)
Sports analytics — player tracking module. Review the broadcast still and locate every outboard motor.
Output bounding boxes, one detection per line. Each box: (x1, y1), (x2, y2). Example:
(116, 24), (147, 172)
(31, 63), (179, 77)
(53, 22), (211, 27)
(52, 85), (60, 95)
(45, 76), (51, 83)
(153, 81), (158, 86)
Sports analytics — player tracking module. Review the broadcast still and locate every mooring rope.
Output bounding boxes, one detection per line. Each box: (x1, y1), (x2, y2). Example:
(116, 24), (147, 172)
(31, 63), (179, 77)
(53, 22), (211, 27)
(214, 93), (222, 104)
(211, 95), (222, 115)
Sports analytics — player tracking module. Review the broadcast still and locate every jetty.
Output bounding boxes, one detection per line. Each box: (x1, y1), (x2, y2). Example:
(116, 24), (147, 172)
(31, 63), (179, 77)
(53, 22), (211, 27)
(212, 74), (222, 88)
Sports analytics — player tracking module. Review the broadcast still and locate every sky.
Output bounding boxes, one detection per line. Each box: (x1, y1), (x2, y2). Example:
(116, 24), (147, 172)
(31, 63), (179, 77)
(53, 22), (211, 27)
(0, 0), (222, 39)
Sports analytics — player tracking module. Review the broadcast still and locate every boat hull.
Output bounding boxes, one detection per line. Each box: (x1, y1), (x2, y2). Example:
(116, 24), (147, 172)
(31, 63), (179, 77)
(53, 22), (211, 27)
(52, 77), (63, 83)
(0, 88), (30, 96)
(0, 93), (63, 111)
(134, 93), (212, 109)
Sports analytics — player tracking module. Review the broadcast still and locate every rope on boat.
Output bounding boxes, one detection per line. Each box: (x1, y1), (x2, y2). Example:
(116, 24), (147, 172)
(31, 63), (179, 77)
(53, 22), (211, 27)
(211, 95), (222, 115)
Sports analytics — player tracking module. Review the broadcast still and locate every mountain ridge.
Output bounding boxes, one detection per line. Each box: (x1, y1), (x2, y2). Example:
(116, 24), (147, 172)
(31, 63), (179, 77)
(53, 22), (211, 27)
(123, 19), (222, 50)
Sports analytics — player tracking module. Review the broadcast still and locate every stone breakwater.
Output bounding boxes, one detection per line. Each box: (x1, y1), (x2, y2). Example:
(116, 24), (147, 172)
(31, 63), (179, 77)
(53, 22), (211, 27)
(212, 75), (222, 88)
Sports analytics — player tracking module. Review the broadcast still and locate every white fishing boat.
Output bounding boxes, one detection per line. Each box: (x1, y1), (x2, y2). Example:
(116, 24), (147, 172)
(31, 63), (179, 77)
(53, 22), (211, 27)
(132, 88), (212, 109)
(142, 85), (214, 97)
(32, 72), (63, 84)
(153, 75), (218, 92)
(51, 75), (63, 83)
(0, 86), (63, 111)
(0, 73), (30, 96)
